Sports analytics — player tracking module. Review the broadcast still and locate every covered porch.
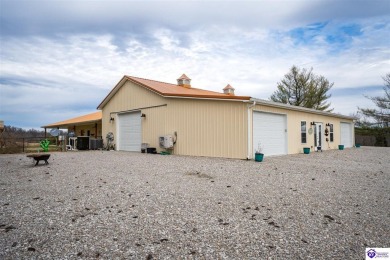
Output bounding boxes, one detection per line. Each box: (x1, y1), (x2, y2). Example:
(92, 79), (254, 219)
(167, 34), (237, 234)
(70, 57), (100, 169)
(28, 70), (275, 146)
(41, 111), (103, 150)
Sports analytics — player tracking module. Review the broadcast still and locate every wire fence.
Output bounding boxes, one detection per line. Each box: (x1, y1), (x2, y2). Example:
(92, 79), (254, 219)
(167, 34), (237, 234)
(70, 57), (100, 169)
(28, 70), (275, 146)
(0, 136), (63, 154)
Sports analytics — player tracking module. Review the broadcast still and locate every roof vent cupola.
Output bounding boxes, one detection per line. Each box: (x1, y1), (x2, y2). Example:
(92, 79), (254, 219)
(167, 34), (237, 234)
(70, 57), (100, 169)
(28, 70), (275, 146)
(223, 84), (235, 95)
(177, 74), (191, 88)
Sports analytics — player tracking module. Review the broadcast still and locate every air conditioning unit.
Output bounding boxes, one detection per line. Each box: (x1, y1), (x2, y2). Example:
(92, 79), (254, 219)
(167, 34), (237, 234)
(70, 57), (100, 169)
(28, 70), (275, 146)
(77, 136), (90, 150)
(159, 135), (173, 149)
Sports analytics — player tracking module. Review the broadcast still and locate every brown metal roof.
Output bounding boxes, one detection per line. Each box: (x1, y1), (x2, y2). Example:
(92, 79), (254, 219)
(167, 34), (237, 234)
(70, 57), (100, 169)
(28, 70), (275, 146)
(41, 111), (102, 128)
(97, 75), (251, 109)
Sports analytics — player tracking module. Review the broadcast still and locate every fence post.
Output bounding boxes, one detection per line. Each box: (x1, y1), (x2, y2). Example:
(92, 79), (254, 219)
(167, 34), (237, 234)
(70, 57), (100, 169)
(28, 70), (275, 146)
(23, 138), (25, 153)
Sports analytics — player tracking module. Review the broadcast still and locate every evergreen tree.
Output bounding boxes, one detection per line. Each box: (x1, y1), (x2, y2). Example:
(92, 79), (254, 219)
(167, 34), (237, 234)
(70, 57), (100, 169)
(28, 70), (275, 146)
(270, 66), (333, 111)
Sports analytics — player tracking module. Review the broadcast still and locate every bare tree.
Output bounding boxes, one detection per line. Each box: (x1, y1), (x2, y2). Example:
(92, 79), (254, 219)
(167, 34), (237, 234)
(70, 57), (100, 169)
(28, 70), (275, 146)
(358, 73), (390, 127)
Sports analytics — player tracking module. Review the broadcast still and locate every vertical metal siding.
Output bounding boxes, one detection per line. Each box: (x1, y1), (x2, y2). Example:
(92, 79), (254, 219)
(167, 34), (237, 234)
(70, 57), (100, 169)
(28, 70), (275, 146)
(165, 99), (247, 159)
(141, 106), (167, 150)
(101, 81), (167, 149)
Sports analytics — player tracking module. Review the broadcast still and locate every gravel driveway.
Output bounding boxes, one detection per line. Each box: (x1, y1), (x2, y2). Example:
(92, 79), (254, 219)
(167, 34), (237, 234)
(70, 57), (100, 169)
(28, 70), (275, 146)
(1, 147), (389, 259)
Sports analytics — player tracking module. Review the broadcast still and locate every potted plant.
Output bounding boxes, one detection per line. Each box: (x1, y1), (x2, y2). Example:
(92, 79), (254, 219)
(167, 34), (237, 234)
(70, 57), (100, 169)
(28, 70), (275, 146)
(303, 147), (310, 154)
(255, 142), (264, 162)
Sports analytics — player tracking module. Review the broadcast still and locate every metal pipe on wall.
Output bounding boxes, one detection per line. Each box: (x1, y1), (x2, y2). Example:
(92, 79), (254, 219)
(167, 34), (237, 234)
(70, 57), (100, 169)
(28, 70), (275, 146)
(247, 101), (256, 160)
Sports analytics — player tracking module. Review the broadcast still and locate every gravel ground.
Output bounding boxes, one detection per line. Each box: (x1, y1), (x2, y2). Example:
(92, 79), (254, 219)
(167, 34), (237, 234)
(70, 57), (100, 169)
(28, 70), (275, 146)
(1, 147), (389, 259)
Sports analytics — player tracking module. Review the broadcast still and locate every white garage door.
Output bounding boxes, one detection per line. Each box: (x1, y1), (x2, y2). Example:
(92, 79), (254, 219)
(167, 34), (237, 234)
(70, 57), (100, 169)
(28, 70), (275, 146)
(340, 122), (353, 148)
(118, 112), (141, 151)
(253, 111), (287, 156)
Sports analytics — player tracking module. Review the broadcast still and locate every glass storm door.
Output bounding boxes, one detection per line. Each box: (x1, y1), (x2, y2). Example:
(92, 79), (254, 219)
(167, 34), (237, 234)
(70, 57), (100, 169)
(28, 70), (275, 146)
(314, 123), (323, 151)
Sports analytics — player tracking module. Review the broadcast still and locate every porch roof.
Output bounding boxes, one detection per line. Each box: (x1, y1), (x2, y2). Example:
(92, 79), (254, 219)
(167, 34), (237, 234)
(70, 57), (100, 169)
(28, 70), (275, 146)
(41, 111), (102, 129)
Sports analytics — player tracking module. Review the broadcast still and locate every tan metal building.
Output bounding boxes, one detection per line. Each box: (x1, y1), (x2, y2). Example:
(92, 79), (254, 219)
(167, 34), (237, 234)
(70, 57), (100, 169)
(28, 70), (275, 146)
(97, 74), (355, 159)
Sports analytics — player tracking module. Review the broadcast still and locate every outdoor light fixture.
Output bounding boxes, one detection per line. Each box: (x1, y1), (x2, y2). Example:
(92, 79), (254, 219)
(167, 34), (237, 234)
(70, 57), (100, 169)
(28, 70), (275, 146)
(110, 117), (115, 122)
(141, 113), (146, 118)
(310, 121), (315, 126)
(326, 123), (331, 127)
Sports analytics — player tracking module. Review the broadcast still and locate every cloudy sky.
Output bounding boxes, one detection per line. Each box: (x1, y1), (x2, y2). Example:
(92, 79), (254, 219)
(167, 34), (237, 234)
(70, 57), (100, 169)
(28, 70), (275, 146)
(0, 0), (389, 129)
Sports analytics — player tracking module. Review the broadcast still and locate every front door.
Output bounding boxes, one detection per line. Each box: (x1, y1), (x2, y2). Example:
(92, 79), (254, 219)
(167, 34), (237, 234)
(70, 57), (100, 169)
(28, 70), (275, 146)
(314, 123), (323, 151)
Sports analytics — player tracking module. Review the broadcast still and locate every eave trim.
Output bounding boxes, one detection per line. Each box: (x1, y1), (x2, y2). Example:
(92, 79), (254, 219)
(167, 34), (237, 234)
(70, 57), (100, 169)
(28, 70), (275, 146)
(249, 98), (356, 120)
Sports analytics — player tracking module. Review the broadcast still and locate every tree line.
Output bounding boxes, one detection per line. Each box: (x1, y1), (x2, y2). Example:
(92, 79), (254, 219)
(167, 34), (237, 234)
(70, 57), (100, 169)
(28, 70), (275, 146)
(1, 125), (46, 138)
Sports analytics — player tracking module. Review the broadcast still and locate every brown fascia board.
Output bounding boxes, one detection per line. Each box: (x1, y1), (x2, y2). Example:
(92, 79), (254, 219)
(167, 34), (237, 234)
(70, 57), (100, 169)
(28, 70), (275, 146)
(41, 119), (101, 129)
(97, 76), (167, 109)
(164, 93), (251, 100)
(125, 76), (166, 96)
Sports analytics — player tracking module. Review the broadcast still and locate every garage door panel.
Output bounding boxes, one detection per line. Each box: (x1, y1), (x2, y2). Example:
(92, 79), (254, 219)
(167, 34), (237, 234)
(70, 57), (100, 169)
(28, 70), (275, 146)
(253, 112), (287, 156)
(340, 122), (352, 148)
(118, 112), (141, 151)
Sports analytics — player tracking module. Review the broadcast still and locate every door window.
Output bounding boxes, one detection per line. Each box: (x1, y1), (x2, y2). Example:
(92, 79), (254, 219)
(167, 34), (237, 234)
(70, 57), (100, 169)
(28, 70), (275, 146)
(314, 123), (323, 150)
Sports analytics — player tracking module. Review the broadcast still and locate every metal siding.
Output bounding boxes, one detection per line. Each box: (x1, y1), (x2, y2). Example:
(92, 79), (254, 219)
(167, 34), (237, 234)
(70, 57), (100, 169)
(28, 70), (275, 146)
(101, 81), (167, 149)
(141, 106), (167, 151)
(101, 79), (355, 158)
(165, 99), (247, 159)
(102, 82), (247, 158)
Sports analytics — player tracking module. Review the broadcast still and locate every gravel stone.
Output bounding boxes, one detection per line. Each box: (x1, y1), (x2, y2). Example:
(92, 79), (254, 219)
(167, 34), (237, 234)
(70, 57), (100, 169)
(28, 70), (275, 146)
(0, 147), (389, 259)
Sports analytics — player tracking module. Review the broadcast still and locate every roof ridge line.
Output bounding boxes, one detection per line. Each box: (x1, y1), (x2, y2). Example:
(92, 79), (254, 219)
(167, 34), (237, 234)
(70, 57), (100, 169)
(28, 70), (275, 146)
(125, 75), (177, 87)
(126, 75), (232, 95)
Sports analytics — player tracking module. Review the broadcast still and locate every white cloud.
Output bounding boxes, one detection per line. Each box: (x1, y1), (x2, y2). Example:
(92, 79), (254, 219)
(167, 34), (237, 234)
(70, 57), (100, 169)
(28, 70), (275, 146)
(1, 1), (389, 128)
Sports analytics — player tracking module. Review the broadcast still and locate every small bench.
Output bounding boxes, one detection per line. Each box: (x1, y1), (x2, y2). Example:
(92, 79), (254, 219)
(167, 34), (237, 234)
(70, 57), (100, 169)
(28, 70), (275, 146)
(27, 154), (51, 166)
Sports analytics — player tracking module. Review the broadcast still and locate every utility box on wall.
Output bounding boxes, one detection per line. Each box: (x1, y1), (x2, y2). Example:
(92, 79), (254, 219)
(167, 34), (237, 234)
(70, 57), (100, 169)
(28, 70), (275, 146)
(159, 135), (173, 149)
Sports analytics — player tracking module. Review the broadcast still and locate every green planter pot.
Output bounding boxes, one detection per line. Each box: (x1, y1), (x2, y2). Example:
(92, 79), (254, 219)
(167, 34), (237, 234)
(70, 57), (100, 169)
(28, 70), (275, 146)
(355, 144), (361, 148)
(303, 147), (310, 154)
(255, 153), (264, 162)
(338, 145), (344, 150)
